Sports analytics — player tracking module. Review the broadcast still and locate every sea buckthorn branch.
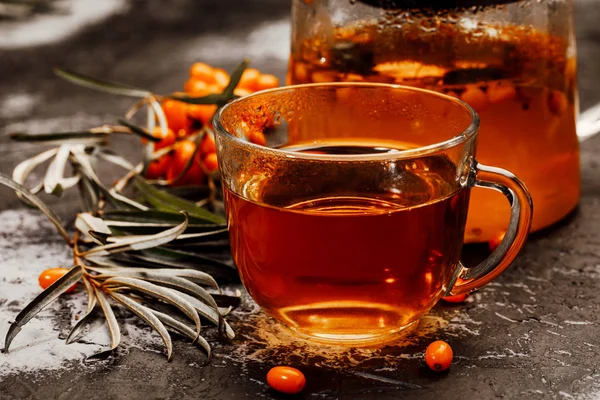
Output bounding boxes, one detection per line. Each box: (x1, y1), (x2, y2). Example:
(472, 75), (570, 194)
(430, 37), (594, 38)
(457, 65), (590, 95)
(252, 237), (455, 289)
(0, 58), (280, 361)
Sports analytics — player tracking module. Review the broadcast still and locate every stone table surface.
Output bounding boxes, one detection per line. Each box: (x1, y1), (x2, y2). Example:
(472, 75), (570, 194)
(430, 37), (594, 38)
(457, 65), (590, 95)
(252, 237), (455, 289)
(1, 1), (600, 399)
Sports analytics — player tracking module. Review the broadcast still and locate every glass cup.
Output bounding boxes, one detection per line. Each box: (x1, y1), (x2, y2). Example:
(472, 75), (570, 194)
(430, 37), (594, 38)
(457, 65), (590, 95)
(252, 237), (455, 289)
(214, 83), (533, 345)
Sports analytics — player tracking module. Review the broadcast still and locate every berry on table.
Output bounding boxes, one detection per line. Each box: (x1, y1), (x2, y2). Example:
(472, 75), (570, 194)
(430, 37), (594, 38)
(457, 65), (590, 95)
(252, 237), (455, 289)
(425, 340), (453, 372)
(266, 366), (306, 394)
(38, 268), (77, 293)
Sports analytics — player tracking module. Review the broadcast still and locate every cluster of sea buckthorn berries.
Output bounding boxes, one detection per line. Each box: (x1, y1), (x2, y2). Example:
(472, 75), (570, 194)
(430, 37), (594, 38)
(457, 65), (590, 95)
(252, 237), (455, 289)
(146, 62), (279, 185)
(446, 83), (568, 116)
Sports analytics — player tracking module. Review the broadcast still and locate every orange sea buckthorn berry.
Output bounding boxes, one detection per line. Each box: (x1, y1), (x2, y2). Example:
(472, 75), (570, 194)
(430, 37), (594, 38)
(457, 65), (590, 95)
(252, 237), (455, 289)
(292, 61), (310, 83)
(266, 366), (306, 395)
(311, 70), (338, 83)
(548, 89), (568, 116)
(170, 140), (196, 171)
(203, 152), (219, 173)
(142, 127), (176, 150)
(166, 140), (205, 186)
(345, 73), (365, 82)
(460, 86), (489, 113)
(176, 129), (190, 139)
(247, 130), (267, 146)
(425, 340), (453, 372)
(166, 157), (205, 186)
(200, 132), (216, 155)
(162, 95), (190, 134)
(489, 231), (506, 252)
(188, 104), (218, 127)
(446, 90), (460, 99)
(189, 62), (216, 83)
(145, 154), (173, 180)
(256, 74), (280, 90)
(38, 268), (77, 293)
(487, 81), (517, 104)
(184, 78), (209, 95)
(364, 74), (394, 84)
(233, 87), (253, 98)
(213, 68), (230, 89)
(206, 83), (222, 94)
(238, 68), (261, 91)
(442, 293), (468, 303)
(442, 277), (469, 303)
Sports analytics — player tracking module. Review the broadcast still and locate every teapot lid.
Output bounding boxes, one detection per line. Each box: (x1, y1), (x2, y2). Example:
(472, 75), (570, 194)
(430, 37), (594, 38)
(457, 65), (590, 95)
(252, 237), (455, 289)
(356, 0), (520, 10)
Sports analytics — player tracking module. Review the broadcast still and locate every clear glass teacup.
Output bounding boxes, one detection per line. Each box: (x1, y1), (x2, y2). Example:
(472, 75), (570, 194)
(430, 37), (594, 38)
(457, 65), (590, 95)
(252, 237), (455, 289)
(214, 83), (532, 345)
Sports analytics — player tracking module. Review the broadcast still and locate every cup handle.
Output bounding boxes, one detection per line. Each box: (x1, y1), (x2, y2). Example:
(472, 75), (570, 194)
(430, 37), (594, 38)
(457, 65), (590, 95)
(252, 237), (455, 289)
(446, 162), (534, 296)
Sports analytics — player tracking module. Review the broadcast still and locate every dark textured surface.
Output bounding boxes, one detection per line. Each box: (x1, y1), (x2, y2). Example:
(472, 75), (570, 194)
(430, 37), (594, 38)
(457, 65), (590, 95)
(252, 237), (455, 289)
(1, 1), (600, 399)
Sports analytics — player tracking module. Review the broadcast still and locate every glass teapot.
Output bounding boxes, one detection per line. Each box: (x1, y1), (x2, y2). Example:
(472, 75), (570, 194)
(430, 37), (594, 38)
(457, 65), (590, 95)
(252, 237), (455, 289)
(288, 0), (581, 242)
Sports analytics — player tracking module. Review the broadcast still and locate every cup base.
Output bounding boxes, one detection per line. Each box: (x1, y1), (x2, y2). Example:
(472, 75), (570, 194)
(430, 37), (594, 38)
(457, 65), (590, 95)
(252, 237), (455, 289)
(276, 300), (422, 347)
(287, 319), (419, 347)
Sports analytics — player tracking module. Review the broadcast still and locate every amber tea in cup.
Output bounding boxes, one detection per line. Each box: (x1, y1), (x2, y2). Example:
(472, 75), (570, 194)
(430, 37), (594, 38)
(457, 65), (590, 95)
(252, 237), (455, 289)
(214, 83), (533, 345)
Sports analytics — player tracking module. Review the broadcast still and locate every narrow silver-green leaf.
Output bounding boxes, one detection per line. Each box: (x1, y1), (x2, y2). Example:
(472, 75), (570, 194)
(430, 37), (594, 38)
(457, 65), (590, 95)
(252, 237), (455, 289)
(100, 272), (219, 311)
(170, 229), (228, 244)
(54, 68), (151, 98)
(168, 92), (229, 105)
(84, 256), (141, 270)
(151, 309), (211, 359)
(175, 292), (235, 340)
(9, 131), (109, 144)
(96, 149), (136, 170)
(44, 145), (71, 195)
(93, 287), (121, 352)
(108, 188), (149, 211)
(76, 173), (99, 214)
(148, 96), (168, 138)
(88, 230), (110, 245)
(75, 213), (112, 241)
(102, 209), (221, 226)
(106, 228), (228, 245)
(140, 139), (154, 177)
(3, 265), (83, 351)
(79, 212), (188, 256)
(134, 177), (225, 224)
(146, 100), (156, 137)
(12, 148), (59, 206)
(12, 148), (58, 187)
(69, 145), (107, 190)
(107, 291), (173, 360)
(82, 277), (97, 314)
(105, 220), (223, 231)
(66, 307), (99, 345)
(0, 172), (71, 243)
(88, 267), (218, 290)
(139, 247), (238, 281)
(101, 277), (201, 339)
(159, 185), (212, 200)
